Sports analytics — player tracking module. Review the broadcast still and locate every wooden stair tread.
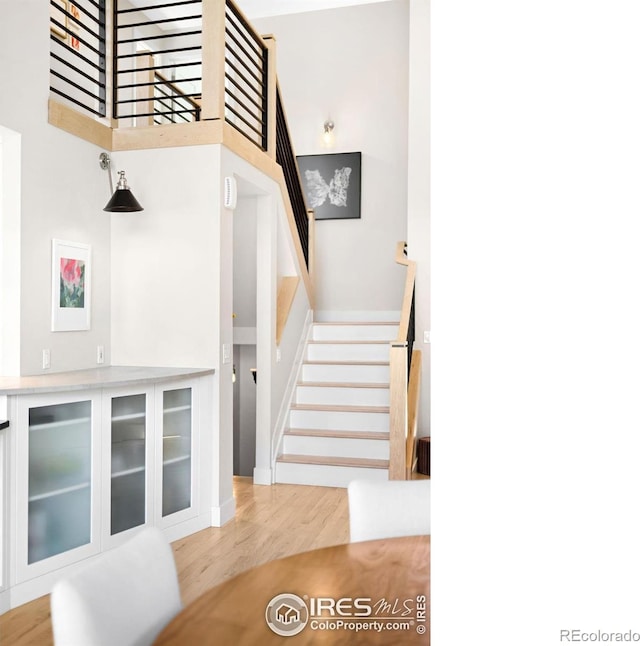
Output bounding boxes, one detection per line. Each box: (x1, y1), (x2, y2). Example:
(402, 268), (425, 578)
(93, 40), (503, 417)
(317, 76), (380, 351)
(284, 428), (390, 440)
(276, 454), (389, 469)
(297, 381), (390, 389)
(290, 403), (390, 413)
(304, 360), (390, 366)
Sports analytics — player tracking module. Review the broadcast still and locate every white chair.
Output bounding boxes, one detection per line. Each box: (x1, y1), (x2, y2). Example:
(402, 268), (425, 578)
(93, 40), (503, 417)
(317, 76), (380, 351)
(50, 527), (182, 646)
(348, 479), (430, 543)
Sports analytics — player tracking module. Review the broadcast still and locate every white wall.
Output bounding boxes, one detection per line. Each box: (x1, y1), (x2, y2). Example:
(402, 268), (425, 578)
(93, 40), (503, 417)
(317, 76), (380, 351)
(233, 197), (258, 328)
(0, 127), (21, 376)
(110, 146), (221, 368)
(254, 1), (410, 314)
(0, 0), (111, 376)
(221, 148), (311, 484)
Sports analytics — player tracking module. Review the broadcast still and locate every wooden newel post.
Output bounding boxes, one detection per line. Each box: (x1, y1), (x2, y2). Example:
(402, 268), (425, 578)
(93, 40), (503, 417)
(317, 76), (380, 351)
(406, 349), (422, 477)
(389, 343), (408, 480)
(201, 0), (226, 121)
(135, 51), (155, 126)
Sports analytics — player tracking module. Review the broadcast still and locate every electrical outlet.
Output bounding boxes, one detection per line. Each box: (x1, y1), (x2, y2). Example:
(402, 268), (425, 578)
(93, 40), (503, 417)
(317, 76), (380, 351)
(42, 349), (51, 370)
(97, 345), (105, 364)
(424, 331), (431, 344)
(276, 347), (281, 363)
(222, 343), (231, 364)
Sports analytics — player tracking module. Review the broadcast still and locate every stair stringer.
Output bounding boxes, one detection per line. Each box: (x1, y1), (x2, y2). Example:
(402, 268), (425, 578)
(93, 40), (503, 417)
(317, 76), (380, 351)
(269, 308), (314, 479)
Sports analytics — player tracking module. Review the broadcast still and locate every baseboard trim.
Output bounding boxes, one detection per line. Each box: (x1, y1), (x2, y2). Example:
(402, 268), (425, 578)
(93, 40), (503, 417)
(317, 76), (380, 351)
(210, 496), (236, 527)
(253, 466), (273, 485)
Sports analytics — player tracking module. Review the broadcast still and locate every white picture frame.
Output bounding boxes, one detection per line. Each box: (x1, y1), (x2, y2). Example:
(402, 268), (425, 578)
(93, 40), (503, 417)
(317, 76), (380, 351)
(51, 239), (91, 332)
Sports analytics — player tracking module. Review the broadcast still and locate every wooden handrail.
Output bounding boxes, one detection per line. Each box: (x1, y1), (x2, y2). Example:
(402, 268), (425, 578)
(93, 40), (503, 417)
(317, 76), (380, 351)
(395, 241), (409, 266)
(396, 241), (416, 343)
(276, 276), (300, 346)
(154, 71), (202, 115)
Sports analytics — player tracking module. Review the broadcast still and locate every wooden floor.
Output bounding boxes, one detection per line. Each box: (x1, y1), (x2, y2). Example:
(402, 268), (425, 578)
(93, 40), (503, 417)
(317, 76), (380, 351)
(0, 478), (349, 646)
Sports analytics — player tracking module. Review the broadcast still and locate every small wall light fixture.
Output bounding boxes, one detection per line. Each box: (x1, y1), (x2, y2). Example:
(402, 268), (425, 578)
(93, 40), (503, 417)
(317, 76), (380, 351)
(322, 120), (335, 147)
(99, 152), (143, 212)
(250, 368), (257, 384)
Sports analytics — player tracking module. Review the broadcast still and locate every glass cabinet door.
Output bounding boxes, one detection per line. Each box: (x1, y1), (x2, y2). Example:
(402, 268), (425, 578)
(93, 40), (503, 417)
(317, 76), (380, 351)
(28, 401), (92, 564)
(162, 388), (192, 517)
(110, 394), (147, 535)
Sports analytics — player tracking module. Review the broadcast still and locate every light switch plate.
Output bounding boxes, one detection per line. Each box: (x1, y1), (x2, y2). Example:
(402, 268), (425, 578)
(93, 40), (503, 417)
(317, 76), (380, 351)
(222, 343), (231, 364)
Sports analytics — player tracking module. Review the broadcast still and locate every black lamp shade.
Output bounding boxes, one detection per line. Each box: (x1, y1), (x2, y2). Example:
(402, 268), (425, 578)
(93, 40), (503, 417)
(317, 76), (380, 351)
(103, 188), (143, 212)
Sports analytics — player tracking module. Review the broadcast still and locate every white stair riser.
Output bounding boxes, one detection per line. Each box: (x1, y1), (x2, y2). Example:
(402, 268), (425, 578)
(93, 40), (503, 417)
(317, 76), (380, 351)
(312, 325), (399, 342)
(275, 462), (389, 488)
(302, 364), (390, 383)
(307, 343), (390, 362)
(290, 409), (389, 432)
(282, 435), (390, 460)
(296, 385), (390, 407)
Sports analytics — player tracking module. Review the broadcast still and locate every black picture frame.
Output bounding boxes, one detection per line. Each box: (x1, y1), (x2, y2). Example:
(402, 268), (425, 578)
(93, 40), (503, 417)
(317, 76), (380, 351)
(296, 152), (361, 221)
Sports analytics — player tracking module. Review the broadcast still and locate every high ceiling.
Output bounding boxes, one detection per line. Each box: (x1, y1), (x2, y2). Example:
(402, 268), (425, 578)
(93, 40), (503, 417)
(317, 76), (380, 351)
(235, 0), (393, 20)
(123, 0), (394, 30)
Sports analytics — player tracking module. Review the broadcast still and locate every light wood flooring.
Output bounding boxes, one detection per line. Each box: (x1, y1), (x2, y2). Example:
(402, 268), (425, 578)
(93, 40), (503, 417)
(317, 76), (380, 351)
(0, 478), (349, 646)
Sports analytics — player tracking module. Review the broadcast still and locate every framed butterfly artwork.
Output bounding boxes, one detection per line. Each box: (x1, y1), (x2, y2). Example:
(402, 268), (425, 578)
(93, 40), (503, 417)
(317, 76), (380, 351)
(296, 152), (361, 220)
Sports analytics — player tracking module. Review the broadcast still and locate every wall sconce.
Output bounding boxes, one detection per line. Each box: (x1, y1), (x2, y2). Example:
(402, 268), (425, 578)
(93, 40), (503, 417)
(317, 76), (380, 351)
(99, 152), (143, 212)
(250, 368), (257, 384)
(322, 120), (335, 147)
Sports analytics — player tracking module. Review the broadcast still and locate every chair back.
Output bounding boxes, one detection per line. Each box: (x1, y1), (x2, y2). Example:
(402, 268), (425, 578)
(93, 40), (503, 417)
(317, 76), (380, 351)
(51, 527), (182, 646)
(348, 479), (430, 542)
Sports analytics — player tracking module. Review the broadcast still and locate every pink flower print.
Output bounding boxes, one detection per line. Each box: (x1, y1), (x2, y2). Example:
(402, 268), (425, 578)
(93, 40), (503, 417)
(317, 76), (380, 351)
(60, 258), (85, 308)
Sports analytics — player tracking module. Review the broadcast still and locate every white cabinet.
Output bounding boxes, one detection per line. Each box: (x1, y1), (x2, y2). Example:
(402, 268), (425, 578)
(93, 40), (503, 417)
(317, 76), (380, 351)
(102, 380), (201, 547)
(15, 391), (101, 584)
(103, 387), (154, 547)
(0, 367), (214, 609)
(157, 383), (199, 528)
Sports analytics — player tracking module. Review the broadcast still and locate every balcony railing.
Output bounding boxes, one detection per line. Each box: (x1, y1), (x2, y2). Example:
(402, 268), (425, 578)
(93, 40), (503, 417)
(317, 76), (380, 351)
(48, 0), (312, 278)
(223, 1), (269, 150)
(110, 0), (269, 149)
(153, 71), (201, 125)
(50, 0), (106, 118)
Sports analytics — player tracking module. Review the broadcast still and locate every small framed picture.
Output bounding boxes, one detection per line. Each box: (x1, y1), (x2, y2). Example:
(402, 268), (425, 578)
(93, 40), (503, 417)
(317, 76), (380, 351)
(50, 0), (68, 40)
(51, 239), (91, 332)
(296, 152), (361, 221)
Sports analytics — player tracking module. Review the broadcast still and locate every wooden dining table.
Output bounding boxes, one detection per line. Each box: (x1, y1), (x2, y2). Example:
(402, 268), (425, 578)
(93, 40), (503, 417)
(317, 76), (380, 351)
(154, 534), (429, 645)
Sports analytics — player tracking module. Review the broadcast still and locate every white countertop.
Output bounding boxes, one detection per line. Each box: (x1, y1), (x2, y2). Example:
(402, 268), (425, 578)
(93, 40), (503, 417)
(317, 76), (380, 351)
(0, 366), (215, 395)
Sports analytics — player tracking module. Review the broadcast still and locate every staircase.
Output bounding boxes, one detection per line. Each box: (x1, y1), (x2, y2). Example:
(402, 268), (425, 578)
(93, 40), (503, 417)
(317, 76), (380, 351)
(275, 319), (400, 487)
